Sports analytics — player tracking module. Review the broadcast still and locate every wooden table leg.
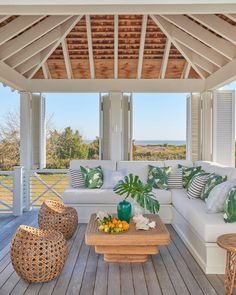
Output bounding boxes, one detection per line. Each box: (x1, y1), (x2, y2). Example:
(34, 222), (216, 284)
(224, 251), (236, 295)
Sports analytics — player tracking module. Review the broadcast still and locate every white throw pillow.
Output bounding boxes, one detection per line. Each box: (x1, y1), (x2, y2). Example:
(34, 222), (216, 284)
(206, 179), (236, 213)
(102, 169), (127, 189)
(187, 174), (209, 199)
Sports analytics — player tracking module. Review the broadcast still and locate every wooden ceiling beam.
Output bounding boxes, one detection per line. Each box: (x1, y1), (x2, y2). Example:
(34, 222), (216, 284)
(6, 27), (61, 68)
(150, 14), (206, 79)
(0, 15), (9, 23)
(26, 15), (82, 79)
(224, 14), (236, 22)
(114, 14), (118, 79)
(189, 14), (236, 45)
(161, 14), (236, 60)
(0, 15), (44, 46)
(42, 62), (51, 79)
(61, 39), (73, 79)
(137, 15), (148, 79)
(181, 62), (191, 79)
(0, 15), (71, 61)
(86, 15), (95, 79)
(159, 38), (171, 79)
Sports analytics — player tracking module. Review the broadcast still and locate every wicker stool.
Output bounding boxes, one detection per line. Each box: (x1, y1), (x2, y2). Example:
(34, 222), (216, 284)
(10, 225), (67, 283)
(217, 234), (236, 295)
(38, 200), (78, 240)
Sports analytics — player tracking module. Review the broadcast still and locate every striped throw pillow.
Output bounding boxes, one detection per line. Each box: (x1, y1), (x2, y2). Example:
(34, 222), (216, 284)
(187, 173), (210, 199)
(69, 169), (85, 188)
(168, 168), (183, 189)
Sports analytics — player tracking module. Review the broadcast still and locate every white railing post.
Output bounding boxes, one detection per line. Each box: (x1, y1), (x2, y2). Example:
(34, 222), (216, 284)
(23, 169), (31, 211)
(13, 166), (23, 216)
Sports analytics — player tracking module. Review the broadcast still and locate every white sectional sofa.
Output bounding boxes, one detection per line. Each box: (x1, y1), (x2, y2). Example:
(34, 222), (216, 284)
(62, 159), (236, 274)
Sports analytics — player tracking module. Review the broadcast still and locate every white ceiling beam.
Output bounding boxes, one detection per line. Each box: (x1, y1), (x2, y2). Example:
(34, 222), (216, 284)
(137, 15), (148, 79)
(61, 39), (73, 79)
(159, 38), (171, 79)
(225, 14), (236, 22)
(150, 15), (207, 79)
(86, 15), (95, 79)
(181, 62), (191, 79)
(26, 15), (82, 79)
(0, 15), (44, 46)
(26, 79), (205, 93)
(190, 14), (236, 45)
(0, 15), (9, 23)
(6, 27), (61, 68)
(175, 41), (217, 74)
(0, 61), (28, 90)
(205, 58), (236, 90)
(0, 15), (71, 61)
(42, 62), (51, 79)
(161, 17), (228, 68)
(161, 14), (236, 60)
(114, 15), (118, 79)
(1, 3), (236, 15)
(15, 42), (57, 75)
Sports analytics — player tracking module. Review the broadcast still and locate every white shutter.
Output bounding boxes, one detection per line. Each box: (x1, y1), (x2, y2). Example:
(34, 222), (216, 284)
(213, 90), (235, 167)
(201, 91), (212, 161)
(186, 93), (201, 162)
(122, 93), (133, 160)
(100, 94), (111, 160)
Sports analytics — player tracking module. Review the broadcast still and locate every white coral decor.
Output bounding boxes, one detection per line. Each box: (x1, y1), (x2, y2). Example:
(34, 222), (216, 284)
(96, 211), (110, 221)
(133, 214), (156, 230)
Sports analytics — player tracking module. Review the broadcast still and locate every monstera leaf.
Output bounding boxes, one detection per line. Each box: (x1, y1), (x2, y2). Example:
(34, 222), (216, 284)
(113, 174), (160, 214)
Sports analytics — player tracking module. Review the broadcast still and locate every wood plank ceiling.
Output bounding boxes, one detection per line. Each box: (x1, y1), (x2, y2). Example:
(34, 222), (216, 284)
(0, 14), (235, 80)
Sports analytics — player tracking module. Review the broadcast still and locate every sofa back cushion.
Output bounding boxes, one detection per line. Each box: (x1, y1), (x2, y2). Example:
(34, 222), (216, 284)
(195, 161), (236, 180)
(117, 161), (164, 183)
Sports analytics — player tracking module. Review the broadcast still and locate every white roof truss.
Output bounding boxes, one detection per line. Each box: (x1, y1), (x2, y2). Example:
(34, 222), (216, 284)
(225, 14), (236, 22)
(114, 14), (119, 79)
(86, 15), (95, 79)
(190, 14), (236, 45)
(61, 38), (73, 79)
(150, 14), (207, 79)
(159, 38), (171, 79)
(181, 62), (191, 79)
(26, 15), (82, 79)
(0, 15), (44, 46)
(42, 62), (51, 79)
(137, 14), (148, 79)
(161, 14), (236, 60)
(0, 15), (9, 24)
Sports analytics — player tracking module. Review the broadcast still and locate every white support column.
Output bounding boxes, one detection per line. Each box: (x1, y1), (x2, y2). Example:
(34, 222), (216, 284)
(122, 93), (133, 160)
(13, 166), (23, 216)
(201, 91), (213, 161)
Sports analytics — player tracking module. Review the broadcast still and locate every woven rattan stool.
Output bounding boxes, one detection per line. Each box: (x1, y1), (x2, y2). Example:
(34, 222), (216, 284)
(10, 225), (67, 283)
(38, 200), (78, 240)
(217, 234), (236, 295)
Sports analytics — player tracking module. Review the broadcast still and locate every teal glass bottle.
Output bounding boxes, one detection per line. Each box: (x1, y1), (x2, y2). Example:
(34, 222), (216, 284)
(117, 200), (132, 223)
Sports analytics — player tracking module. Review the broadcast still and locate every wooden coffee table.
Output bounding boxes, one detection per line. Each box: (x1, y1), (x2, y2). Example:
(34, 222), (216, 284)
(85, 213), (170, 263)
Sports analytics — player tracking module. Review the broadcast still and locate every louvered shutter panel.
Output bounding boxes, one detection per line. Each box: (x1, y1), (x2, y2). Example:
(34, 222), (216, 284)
(100, 94), (111, 160)
(186, 93), (201, 162)
(213, 90), (235, 167)
(122, 94), (133, 160)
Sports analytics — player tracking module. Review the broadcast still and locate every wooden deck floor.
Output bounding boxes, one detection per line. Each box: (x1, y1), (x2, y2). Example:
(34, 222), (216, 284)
(0, 210), (228, 295)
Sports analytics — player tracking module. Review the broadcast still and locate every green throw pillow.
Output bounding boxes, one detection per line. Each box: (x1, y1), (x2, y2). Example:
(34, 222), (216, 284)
(224, 186), (236, 223)
(178, 165), (202, 188)
(200, 174), (227, 200)
(147, 165), (172, 190)
(80, 166), (103, 189)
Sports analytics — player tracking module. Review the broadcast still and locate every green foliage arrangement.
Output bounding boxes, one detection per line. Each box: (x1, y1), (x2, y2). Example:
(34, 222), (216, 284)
(113, 174), (160, 214)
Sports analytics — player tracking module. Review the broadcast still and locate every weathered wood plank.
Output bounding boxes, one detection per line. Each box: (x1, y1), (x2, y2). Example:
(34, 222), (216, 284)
(108, 263), (120, 295)
(207, 275), (225, 295)
(132, 263), (148, 295)
(120, 263), (135, 295)
(94, 255), (108, 295)
(143, 258), (162, 295)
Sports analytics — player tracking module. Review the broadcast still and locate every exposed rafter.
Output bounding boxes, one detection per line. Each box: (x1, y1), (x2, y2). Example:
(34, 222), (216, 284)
(26, 15), (82, 79)
(0, 15), (9, 23)
(114, 14), (118, 79)
(161, 14), (235, 60)
(159, 38), (171, 79)
(225, 14), (236, 22)
(0, 15), (44, 46)
(137, 15), (148, 79)
(86, 15), (95, 79)
(0, 15), (71, 61)
(6, 27), (61, 68)
(42, 62), (51, 79)
(150, 15), (206, 79)
(181, 62), (191, 79)
(189, 14), (236, 45)
(61, 39), (73, 79)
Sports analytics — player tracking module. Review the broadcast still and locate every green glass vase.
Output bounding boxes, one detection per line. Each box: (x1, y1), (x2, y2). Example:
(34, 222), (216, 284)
(117, 200), (132, 223)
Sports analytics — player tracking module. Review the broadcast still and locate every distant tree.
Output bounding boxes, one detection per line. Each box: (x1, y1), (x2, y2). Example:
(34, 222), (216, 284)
(88, 137), (99, 159)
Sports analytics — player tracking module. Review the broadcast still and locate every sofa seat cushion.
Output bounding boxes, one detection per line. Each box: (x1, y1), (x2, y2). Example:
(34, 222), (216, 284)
(171, 189), (236, 243)
(62, 187), (171, 206)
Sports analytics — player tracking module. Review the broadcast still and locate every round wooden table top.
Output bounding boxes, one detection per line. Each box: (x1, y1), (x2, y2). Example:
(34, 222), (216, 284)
(217, 234), (236, 252)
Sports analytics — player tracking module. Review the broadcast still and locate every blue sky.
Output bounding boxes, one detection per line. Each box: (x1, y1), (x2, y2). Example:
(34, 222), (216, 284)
(0, 81), (235, 140)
